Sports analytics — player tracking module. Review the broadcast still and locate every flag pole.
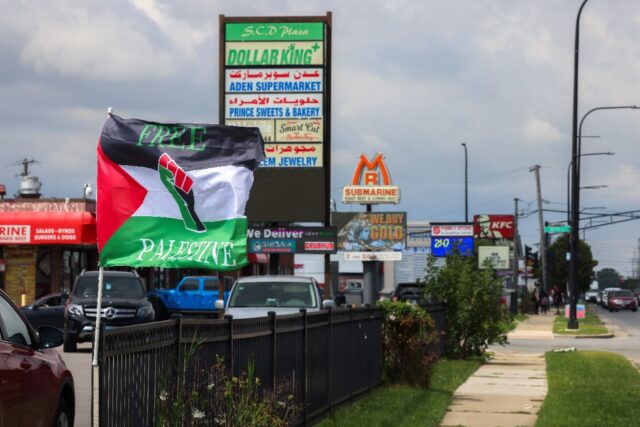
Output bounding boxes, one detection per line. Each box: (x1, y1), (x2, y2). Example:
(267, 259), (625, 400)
(92, 266), (105, 366)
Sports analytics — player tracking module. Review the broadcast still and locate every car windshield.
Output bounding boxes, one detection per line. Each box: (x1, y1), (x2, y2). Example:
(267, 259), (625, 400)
(73, 276), (145, 299)
(611, 290), (634, 297)
(228, 280), (317, 308)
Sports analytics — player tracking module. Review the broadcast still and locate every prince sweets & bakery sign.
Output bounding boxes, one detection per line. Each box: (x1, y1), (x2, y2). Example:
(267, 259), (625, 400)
(342, 153), (400, 204)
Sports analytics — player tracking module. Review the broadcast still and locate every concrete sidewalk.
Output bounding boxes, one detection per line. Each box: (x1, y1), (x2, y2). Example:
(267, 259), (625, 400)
(440, 315), (556, 427)
(440, 352), (547, 427)
(507, 312), (556, 339)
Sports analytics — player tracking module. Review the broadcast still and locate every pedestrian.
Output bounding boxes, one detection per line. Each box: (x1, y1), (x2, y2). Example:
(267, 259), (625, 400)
(531, 286), (539, 314)
(539, 287), (549, 315)
(553, 285), (562, 315)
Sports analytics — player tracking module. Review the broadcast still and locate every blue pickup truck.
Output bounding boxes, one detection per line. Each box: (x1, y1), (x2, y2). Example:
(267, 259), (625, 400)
(147, 276), (231, 320)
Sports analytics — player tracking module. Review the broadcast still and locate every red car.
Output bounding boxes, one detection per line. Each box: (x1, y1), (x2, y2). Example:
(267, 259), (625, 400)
(0, 289), (75, 426)
(606, 289), (638, 312)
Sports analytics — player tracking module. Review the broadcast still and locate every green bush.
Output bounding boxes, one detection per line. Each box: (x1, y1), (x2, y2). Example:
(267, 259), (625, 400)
(420, 253), (511, 358)
(378, 300), (440, 386)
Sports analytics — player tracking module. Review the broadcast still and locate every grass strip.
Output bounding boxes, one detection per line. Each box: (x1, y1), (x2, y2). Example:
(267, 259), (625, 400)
(552, 307), (608, 335)
(314, 358), (482, 427)
(537, 351), (640, 427)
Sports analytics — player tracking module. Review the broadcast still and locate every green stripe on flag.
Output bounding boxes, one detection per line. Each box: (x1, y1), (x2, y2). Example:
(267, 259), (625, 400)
(100, 217), (248, 270)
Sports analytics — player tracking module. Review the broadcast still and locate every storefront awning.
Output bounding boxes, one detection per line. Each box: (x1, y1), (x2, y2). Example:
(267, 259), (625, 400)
(0, 211), (97, 245)
(248, 253), (269, 264)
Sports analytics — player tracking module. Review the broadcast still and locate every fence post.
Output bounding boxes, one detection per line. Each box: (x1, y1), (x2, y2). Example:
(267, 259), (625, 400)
(349, 305), (354, 403)
(93, 322), (106, 427)
(368, 305), (374, 390)
(300, 308), (308, 425)
(172, 314), (183, 392)
(326, 307), (333, 413)
(269, 311), (276, 389)
(224, 314), (234, 375)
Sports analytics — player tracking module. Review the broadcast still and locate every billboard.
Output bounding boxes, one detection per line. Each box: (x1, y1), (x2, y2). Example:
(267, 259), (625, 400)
(406, 223), (430, 248)
(342, 153), (400, 204)
(431, 223), (473, 237)
(431, 236), (474, 257)
(333, 212), (406, 252)
(247, 226), (336, 254)
(473, 214), (515, 239)
(478, 246), (510, 269)
(221, 16), (331, 223)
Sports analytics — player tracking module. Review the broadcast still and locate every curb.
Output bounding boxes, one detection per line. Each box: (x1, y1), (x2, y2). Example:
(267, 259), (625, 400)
(552, 333), (614, 339)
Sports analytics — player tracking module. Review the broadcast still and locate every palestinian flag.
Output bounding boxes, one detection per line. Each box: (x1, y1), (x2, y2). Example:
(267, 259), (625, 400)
(97, 115), (265, 270)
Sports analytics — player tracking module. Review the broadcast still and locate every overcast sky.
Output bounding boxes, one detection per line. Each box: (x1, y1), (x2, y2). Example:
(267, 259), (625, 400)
(1, 0), (639, 276)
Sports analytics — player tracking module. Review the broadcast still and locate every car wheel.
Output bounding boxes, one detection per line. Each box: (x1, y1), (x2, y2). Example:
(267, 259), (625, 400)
(150, 298), (169, 321)
(63, 331), (77, 353)
(633, 308), (638, 312)
(608, 307), (613, 312)
(54, 396), (72, 427)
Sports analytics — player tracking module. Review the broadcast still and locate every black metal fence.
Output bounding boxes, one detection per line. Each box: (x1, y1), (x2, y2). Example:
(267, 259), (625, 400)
(96, 307), (383, 426)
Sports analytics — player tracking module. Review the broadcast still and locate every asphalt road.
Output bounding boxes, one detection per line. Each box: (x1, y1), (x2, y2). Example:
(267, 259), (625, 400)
(491, 303), (640, 365)
(58, 343), (93, 427)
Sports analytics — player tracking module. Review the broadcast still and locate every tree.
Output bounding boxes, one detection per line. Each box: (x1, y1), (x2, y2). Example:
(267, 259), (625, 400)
(597, 268), (621, 289)
(546, 234), (597, 294)
(419, 252), (511, 358)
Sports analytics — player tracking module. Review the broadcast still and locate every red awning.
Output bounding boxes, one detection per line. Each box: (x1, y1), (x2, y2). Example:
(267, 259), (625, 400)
(248, 253), (269, 264)
(0, 211), (96, 245)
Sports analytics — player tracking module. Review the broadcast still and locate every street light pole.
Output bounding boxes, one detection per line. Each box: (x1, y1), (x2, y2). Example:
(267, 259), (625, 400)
(566, 152), (613, 224)
(570, 107), (637, 330)
(461, 142), (468, 222)
(569, 0), (590, 329)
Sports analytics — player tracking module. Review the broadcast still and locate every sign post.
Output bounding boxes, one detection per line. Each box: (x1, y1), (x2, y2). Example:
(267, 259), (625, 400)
(339, 153), (404, 305)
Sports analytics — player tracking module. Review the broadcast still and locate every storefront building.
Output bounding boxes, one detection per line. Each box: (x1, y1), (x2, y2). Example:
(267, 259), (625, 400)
(0, 198), (98, 305)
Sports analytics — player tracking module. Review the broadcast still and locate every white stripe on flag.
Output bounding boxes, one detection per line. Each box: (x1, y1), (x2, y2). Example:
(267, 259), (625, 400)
(123, 164), (254, 222)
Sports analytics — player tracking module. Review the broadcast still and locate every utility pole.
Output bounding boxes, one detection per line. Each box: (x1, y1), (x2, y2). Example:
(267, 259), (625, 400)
(529, 165), (549, 291)
(512, 198), (520, 289)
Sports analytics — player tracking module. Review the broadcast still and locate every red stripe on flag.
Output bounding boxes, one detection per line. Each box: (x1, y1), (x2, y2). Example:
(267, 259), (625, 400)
(97, 142), (148, 251)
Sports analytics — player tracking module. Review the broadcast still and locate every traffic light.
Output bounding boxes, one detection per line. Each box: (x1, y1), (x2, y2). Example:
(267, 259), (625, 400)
(525, 245), (533, 266)
(532, 251), (540, 270)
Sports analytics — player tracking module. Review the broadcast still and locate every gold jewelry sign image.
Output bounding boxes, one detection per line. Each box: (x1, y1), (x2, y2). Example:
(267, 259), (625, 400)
(333, 212), (406, 252)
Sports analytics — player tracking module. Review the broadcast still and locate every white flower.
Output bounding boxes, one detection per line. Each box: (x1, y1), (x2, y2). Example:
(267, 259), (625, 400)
(207, 383), (215, 391)
(192, 408), (205, 419)
(159, 391), (168, 401)
(388, 314), (396, 321)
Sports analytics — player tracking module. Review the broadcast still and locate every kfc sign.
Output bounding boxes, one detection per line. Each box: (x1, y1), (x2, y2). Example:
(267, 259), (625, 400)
(473, 214), (514, 239)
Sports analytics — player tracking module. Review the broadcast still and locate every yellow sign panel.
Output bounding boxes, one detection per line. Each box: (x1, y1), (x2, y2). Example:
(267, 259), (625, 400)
(276, 119), (323, 142)
(4, 246), (37, 305)
(226, 119), (275, 143)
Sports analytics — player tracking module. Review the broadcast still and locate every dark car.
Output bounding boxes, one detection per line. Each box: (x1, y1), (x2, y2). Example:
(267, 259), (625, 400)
(0, 288), (75, 426)
(392, 282), (424, 303)
(63, 270), (155, 352)
(606, 289), (638, 312)
(20, 291), (68, 330)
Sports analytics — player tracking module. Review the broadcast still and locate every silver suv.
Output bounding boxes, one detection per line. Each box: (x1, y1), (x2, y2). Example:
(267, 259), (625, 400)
(219, 275), (335, 319)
